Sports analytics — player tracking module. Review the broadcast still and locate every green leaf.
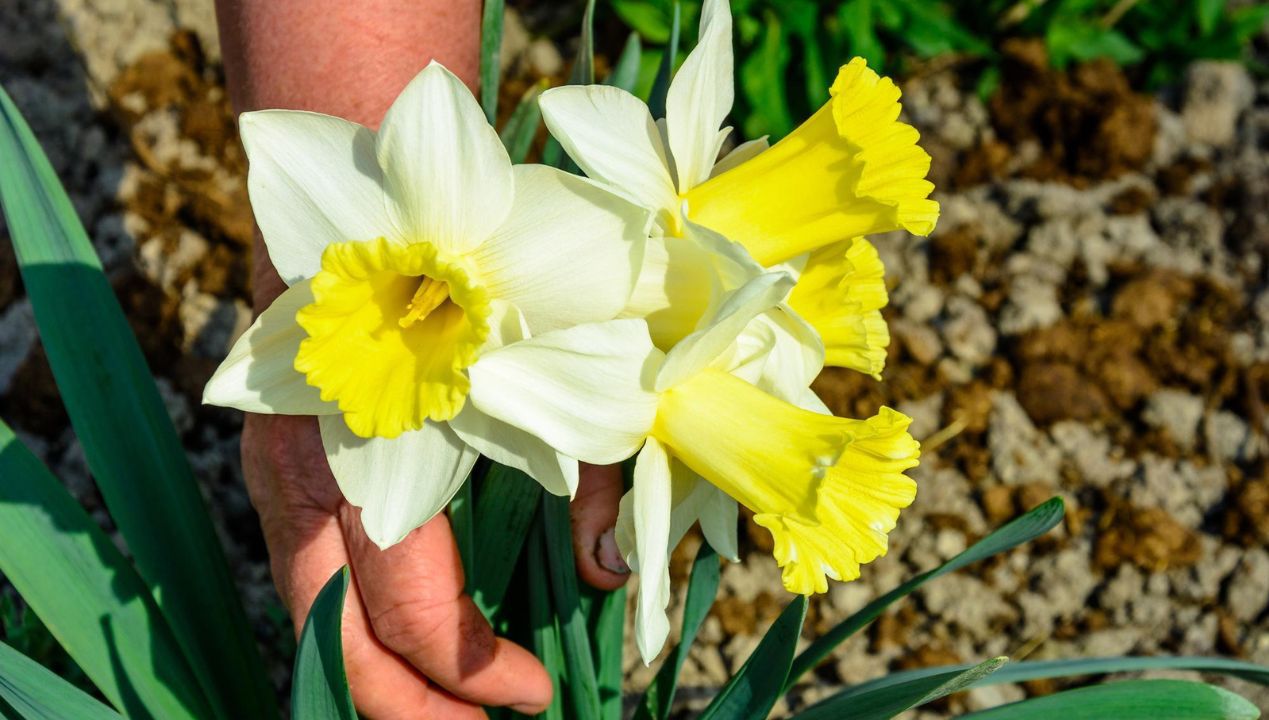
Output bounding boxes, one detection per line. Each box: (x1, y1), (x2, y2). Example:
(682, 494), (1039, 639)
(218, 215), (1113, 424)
(738, 11), (793, 139)
(0, 85), (277, 719)
(611, 0), (676, 43)
(0, 642), (122, 720)
(635, 541), (720, 720)
(541, 494), (600, 720)
(0, 420), (209, 719)
(1196, 0), (1225, 36)
(590, 586), (626, 720)
(606, 33), (645, 93)
(788, 498), (1064, 686)
(450, 478), (476, 582)
(854, 655), (1269, 695)
(960, 679), (1260, 720)
(838, 0), (885, 70)
(480, 0), (505, 124)
(647, 1), (681, 119)
(698, 596), (808, 720)
(291, 567), (356, 720)
(470, 465), (543, 620)
(527, 515), (565, 720)
(541, 0), (595, 171)
(792, 657), (1009, 720)
(498, 82), (545, 165)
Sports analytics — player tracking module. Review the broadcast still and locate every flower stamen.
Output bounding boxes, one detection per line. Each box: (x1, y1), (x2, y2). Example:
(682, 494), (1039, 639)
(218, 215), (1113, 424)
(400, 277), (451, 328)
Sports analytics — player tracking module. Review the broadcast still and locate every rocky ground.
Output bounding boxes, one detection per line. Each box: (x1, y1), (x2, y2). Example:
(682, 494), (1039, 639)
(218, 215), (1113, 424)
(1, 1), (1267, 717)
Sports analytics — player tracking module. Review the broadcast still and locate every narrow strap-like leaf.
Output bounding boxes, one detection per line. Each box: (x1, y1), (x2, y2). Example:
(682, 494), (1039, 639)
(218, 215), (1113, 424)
(634, 540), (720, 720)
(698, 595), (808, 720)
(541, 0), (596, 171)
(0, 85), (277, 720)
(541, 494), (601, 720)
(959, 679), (1260, 720)
(450, 479), (476, 583)
(824, 655), (1269, 703)
(647, 1), (682, 118)
(0, 643), (123, 720)
(527, 514), (565, 720)
(498, 82), (546, 164)
(589, 585), (627, 720)
(605, 33), (644, 92)
(788, 498), (1064, 686)
(291, 567), (356, 720)
(792, 657), (1008, 720)
(480, 0), (506, 124)
(470, 464), (543, 620)
(0, 420), (209, 719)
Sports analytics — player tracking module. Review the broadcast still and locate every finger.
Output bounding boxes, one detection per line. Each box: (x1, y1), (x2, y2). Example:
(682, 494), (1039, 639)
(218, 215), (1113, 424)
(571, 462), (629, 590)
(340, 577), (487, 720)
(341, 506), (553, 714)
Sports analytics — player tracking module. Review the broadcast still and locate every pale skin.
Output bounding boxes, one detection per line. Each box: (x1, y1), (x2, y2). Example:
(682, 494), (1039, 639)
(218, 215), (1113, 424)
(214, 2), (628, 717)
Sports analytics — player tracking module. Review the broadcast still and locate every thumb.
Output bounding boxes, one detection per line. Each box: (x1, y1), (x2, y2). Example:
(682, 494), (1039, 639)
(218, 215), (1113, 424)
(570, 462), (629, 590)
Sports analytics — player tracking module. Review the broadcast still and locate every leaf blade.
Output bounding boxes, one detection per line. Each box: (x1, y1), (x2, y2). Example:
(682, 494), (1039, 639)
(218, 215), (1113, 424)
(788, 498), (1064, 686)
(0, 420), (209, 719)
(635, 540), (720, 720)
(291, 567), (357, 720)
(960, 679), (1260, 720)
(699, 595), (808, 720)
(0, 84), (277, 719)
(0, 643), (123, 720)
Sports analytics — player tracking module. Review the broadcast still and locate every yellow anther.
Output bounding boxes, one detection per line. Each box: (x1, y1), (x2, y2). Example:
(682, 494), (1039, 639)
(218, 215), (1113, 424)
(399, 277), (450, 328)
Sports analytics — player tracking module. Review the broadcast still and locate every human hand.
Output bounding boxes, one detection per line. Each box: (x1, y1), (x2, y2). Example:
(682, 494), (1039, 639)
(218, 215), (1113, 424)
(242, 412), (628, 719)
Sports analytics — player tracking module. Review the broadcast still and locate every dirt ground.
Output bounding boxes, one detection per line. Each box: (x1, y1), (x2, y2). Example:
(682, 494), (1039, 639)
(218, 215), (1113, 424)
(0, 1), (1267, 717)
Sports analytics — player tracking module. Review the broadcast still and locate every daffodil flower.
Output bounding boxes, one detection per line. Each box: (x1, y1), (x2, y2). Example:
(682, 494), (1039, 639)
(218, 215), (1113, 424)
(203, 63), (649, 547)
(464, 273), (919, 661)
(538, 0), (938, 377)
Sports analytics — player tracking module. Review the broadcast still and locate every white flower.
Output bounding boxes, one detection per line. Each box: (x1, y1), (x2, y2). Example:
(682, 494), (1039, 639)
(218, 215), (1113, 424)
(204, 62), (650, 548)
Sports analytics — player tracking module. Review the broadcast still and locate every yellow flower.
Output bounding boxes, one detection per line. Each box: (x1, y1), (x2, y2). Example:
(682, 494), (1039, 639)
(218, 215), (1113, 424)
(787, 237), (890, 379)
(687, 57), (939, 266)
(540, 0), (936, 376)
(466, 273), (919, 661)
(654, 369), (917, 594)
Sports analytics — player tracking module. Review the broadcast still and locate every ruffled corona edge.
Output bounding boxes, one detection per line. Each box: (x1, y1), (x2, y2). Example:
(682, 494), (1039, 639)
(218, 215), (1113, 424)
(756, 406), (919, 594)
(830, 58), (940, 237)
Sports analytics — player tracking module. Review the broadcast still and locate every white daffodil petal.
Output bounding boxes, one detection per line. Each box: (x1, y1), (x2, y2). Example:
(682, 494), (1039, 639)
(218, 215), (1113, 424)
(203, 279), (337, 415)
(632, 438), (673, 665)
(711, 136), (770, 178)
(319, 415), (479, 548)
(377, 62), (513, 255)
(449, 405), (578, 498)
(656, 271), (794, 392)
(481, 299), (532, 354)
(665, 0), (735, 191)
(239, 111), (391, 284)
(697, 484), (740, 562)
(795, 386), (832, 415)
(745, 306), (825, 404)
(468, 319), (662, 465)
(539, 85), (679, 214)
(474, 165), (650, 333)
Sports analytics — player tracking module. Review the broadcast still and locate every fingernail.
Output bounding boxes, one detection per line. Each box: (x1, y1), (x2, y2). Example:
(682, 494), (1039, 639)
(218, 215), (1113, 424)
(511, 702), (548, 714)
(596, 527), (630, 575)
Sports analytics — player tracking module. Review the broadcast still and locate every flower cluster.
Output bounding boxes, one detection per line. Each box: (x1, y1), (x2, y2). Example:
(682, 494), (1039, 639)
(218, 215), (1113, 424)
(204, 0), (937, 663)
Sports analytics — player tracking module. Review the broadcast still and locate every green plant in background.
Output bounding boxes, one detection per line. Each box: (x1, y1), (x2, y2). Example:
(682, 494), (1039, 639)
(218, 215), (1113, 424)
(609, 0), (1269, 139)
(1, 3), (1269, 720)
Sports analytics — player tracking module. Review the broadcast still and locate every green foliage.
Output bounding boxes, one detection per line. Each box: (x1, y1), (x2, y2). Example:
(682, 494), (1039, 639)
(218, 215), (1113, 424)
(792, 657), (1009, 720)
(290, 568), (356, 720)
(0, 85), (277, 719)
(0, 642), (123, 720)
(960, 679), (1261, 719)
(610, 0), (1268, 139)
